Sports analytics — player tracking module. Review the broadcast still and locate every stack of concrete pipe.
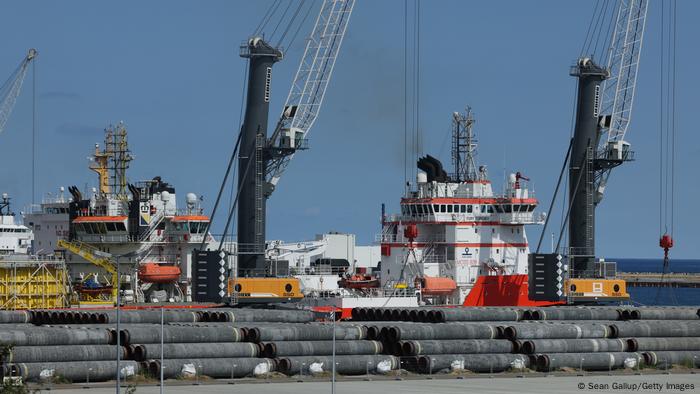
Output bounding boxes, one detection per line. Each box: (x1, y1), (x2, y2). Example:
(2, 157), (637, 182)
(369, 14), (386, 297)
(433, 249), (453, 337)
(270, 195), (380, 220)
(3, 306), (700, 383)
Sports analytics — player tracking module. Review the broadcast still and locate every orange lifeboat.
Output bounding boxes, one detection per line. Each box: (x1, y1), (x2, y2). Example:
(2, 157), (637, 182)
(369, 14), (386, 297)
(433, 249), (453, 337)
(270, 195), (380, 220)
(416, 276), (457, 296)
(138, 263), (181, 284)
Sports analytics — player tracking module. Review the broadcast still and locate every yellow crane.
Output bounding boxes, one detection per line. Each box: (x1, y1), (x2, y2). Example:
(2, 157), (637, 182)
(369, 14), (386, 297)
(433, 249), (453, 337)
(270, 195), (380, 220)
(57, 239), (118, 304)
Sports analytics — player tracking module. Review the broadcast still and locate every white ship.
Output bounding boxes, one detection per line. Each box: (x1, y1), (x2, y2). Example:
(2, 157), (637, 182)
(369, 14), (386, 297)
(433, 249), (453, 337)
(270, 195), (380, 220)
(0, 194), (32, 255)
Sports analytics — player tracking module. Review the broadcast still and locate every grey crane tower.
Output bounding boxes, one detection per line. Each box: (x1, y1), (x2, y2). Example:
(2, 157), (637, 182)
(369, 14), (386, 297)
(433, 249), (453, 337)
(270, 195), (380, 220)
(237, 37), (283, 276)
(567, 57), (609, 276)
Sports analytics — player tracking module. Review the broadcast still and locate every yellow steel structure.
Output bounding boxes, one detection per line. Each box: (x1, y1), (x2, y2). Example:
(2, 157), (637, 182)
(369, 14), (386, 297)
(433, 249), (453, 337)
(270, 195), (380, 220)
(57, 239), (118, 303)
(0, 258), (69, 309)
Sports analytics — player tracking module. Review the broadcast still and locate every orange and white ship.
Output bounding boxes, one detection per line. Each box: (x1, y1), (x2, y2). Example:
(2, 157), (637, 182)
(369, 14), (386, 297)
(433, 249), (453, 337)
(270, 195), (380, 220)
(293, 108), (557, 318)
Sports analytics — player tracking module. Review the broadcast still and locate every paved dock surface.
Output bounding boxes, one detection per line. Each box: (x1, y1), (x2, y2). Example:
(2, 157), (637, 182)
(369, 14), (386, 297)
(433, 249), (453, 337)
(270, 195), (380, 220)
(40, 372), (700, 394)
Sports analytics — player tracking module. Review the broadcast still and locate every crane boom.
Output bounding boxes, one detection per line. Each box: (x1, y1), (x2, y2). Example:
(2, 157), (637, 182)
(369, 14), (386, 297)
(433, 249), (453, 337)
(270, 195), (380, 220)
(600, 0), (648, 146)
(596, 0), (648, 200)
(265, 0), (355, 190)
(0, 49), (37, 137)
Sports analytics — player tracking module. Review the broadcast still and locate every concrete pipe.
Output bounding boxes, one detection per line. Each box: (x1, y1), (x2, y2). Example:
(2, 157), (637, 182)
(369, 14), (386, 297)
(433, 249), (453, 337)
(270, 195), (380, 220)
(118, 325), (243, 345)
(628, 337), (700, 352)
(277, 355), (399, 376)
(0, 311), (30, 324)
(3, 345), (127, 363)
(642, 351), (700, 368)
(401, 339), (515, 356)
(247, 325), (366, 343)
(536, 352), (641, 371)
(0, 327), (111, 346)
(102, 310), (199, 324)
(389, 323), (499, 341)
(151, 358), (275, 379)
(630, 307), (700, 320)
(505, 323), (610, 340)
(132, 342), (259, 361)
(522, 338), (627, 354)
(220, 308), (314, 323)
(431, 308), (522, 323)
(530, 307), (621, 321)
(9, 360), (142, 382)
(417, 354), (530, 374)
(610, 321), (700, 338)
(263, 340), (382, 358)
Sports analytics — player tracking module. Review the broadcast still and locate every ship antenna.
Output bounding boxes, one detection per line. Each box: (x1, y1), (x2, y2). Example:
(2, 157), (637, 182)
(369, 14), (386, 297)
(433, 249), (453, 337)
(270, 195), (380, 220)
(452, 106), (478, 182)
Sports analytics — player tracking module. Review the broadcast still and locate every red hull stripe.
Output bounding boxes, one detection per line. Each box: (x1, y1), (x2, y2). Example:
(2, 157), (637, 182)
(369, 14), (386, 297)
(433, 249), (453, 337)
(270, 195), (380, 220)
(401, 197), (538, 204)
(383, 242), (528, 248)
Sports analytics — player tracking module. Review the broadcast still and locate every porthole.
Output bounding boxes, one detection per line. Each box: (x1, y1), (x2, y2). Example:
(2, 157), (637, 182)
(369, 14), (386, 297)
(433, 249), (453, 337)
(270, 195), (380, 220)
(234, 283), (242, 292)
(285, 283), (293, 292)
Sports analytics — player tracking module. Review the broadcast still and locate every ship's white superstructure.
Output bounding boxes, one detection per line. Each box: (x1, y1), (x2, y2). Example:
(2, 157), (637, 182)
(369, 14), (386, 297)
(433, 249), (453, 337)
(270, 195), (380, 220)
(0, 194), (32, 255)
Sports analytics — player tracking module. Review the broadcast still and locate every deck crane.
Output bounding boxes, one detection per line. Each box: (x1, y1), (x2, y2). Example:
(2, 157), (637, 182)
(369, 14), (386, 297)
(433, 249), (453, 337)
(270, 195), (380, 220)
(530, 0), (647, 303)
(237, 0), (354, 278)
(197, 0), (355, 304)
(0, 49), (37, 137)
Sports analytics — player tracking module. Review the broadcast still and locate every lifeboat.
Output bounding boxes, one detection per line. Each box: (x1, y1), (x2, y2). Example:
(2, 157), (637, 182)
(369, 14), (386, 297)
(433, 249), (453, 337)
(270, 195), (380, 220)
(339, 274), (380, 289)
(416, 276), (457, 296)
(138, 263), (181, 284)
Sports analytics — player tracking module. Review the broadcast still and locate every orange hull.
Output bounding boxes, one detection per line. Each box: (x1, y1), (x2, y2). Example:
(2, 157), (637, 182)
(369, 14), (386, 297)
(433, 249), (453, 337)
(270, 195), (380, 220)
(463, 274), (564, 307)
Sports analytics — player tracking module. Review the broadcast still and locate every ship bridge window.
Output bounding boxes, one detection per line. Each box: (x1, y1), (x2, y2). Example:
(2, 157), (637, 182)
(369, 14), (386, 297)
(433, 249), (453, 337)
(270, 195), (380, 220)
(503, 205), (512, 213)
(487, 205), (494, 213)
(528, 204), (536, 212)
(494, 205), (503, 213)
(106, 223), (117, 232)
(416, 205), (424, 214)
(116, 223), (126, 231)
(481, 205), (486, 213)
(189, 222), (206, 234)
(447, 205), (453, 213)
(432, 204), (439, 213)
(460, 205), (466, 213)
(440, 205), (446, 213)
(467, 205), (473, 213)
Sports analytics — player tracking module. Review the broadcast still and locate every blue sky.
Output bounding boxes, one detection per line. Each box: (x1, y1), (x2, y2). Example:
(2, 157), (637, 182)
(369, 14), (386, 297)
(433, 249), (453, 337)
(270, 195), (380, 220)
(1, 1), (698, 259)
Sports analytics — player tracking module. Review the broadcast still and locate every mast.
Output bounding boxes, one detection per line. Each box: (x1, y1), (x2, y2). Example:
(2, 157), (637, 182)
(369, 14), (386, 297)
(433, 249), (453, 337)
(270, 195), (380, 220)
(451, 107), (479, 182)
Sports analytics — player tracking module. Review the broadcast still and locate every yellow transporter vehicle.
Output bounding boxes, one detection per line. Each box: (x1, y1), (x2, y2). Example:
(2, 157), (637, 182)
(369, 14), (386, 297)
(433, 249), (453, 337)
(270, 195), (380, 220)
(226, 277), (303, 304)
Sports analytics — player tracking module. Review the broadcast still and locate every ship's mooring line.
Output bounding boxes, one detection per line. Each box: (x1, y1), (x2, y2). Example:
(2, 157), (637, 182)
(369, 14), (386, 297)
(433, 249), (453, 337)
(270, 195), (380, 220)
(536, 138), (573, 254)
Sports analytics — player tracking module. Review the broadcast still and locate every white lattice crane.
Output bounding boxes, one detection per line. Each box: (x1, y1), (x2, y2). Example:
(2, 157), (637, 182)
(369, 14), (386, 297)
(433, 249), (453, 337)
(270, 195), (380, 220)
(596, 0), (648, 201)
(265, 0), (355, 192)
(0, 49), (37, 137)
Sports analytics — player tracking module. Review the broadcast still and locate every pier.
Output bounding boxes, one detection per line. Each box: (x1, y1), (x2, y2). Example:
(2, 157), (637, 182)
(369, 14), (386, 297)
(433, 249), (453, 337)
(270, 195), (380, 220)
(618, 272), (700, 288)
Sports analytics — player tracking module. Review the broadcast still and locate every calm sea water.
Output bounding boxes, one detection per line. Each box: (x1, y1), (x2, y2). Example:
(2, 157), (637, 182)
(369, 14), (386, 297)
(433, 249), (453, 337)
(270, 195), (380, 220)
(613, 258), (700, 306)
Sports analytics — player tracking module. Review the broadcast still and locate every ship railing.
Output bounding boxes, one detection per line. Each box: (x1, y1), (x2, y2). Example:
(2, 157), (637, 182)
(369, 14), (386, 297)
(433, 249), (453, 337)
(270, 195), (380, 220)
(499, 212), (542, 224)
(227, 243), (265, 255)
(374, 233), (446, 244)
(569, 261), (618, 279)
(420, 254), (447, 265)
(172, 208), (207, 217)
(74, 234), (137, 243)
